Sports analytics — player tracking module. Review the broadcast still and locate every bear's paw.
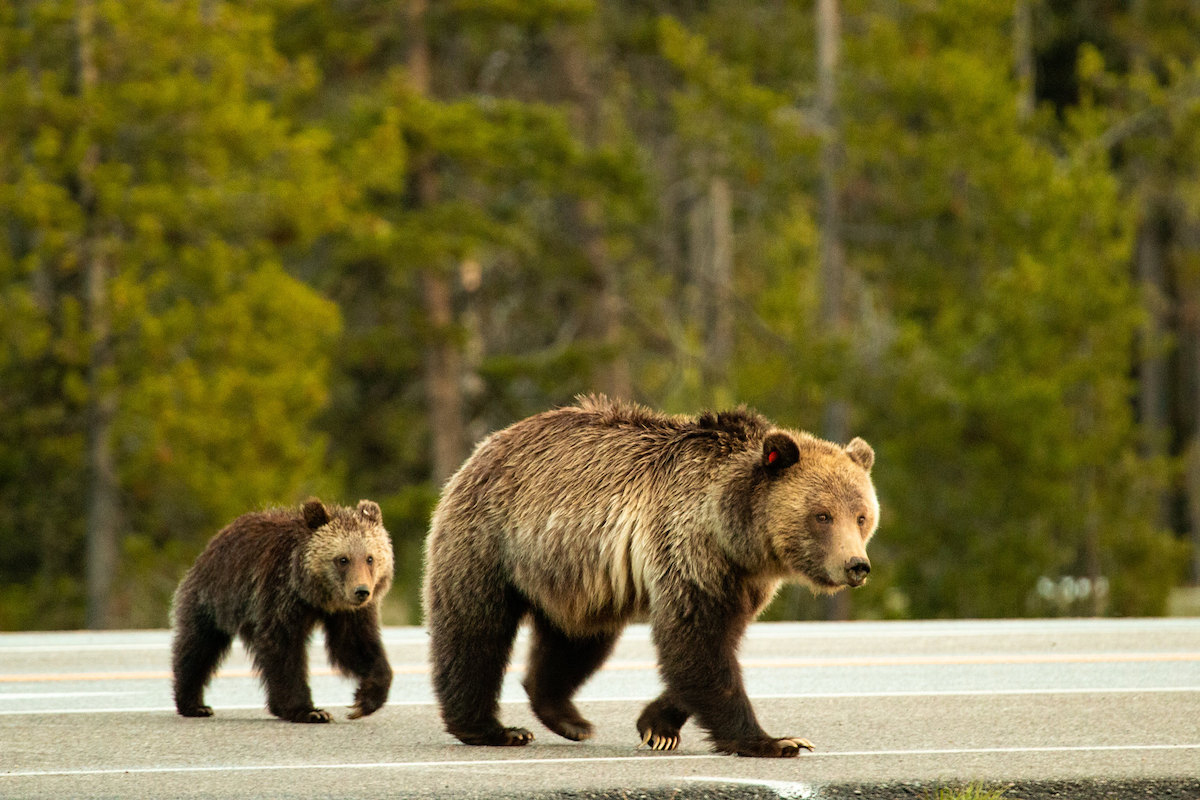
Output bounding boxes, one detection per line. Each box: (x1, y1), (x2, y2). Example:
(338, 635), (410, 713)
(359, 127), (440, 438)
(713, 735), (814, 758)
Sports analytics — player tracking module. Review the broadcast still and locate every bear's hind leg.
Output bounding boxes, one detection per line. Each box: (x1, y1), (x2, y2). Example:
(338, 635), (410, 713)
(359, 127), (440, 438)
(523, 613), (617, 742)
(172, 606), (232, 718)
(427, 576), (531, 746)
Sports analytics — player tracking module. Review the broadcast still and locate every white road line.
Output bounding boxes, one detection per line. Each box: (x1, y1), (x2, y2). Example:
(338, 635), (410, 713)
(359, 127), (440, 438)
(0, 691), (138, 701)
(3, 685), (1197, 716)
(1, 754), (721, 778)
(4, 744), (1199, 780)
(820, 743), (1200, 758)
(683, 777), (816, 799)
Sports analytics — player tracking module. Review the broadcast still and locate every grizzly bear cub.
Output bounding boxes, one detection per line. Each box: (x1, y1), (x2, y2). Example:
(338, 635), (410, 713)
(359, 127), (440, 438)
(171, 498), (394, 723)
(424, 396), (879, 757)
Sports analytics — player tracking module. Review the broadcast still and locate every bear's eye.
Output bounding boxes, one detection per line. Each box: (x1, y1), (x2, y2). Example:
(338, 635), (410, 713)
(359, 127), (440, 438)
(366, 555), (374, 565)
(857, 514), (867, 527)
(337, 556), (350, 566)
(815, 512), (832, 524)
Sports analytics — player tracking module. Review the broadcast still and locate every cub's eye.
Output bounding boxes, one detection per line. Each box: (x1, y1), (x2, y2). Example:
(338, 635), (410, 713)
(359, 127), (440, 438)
(366, 555), (374, 565)
(857, 515), (867, 526)
(815, 513), (832, 524)
(337, 556), (350, 566)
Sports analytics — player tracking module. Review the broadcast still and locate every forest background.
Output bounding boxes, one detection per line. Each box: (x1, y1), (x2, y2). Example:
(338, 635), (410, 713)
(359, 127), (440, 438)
(3, 0), (1200, 630)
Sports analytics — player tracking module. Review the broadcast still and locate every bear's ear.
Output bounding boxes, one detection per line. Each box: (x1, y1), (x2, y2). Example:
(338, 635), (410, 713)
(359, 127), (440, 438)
(845, 437), (874, 472)
(302, 498), (329, 529)
(357, 499), (382, 523)
(762, 432), (800, 474)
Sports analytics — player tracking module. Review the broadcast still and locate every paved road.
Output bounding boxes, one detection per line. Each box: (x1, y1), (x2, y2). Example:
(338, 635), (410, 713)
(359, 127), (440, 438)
(1, 619), (1198, 799)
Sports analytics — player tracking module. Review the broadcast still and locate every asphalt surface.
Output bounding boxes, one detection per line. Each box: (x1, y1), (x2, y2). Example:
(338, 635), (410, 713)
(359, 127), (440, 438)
(1, 619), (1198, 799)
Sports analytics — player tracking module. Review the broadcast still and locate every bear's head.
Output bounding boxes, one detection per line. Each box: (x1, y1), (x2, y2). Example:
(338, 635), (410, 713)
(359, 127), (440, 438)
(299, 499), (395, 612)
(759, 431), (879, 594)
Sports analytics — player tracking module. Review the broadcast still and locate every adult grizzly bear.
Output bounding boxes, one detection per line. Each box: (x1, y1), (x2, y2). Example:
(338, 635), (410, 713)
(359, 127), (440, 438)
(172, 499), (394, 723)
(423, 395), (878, 757)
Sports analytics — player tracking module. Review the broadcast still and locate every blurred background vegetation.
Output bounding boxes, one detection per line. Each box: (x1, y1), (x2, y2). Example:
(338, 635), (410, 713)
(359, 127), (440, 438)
(2, 0), (1199, 630)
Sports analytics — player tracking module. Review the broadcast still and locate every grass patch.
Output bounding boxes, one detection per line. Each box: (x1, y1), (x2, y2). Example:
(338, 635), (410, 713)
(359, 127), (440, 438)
(925, 785), (1011, 800)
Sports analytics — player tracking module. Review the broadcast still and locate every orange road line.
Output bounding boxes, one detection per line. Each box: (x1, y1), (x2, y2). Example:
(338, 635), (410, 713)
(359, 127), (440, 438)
(0, 664), (431, 683)
(1, 651), (1196, 683)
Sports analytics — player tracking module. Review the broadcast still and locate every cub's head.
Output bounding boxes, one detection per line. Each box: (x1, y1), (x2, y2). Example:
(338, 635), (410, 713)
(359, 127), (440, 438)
(300, 498), (394, 612)
(760, 431), (879, 593)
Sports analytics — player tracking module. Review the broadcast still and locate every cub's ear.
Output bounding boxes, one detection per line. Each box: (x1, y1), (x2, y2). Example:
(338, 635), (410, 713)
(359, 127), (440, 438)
(762, 432), (800, 474)
(302, 498), (329, 529)
(357, 499), (382, 523)
(845, 437), (874, 472)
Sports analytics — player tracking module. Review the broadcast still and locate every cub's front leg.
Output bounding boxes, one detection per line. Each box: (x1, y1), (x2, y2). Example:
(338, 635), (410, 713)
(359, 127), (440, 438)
(324, 609), (393, 719)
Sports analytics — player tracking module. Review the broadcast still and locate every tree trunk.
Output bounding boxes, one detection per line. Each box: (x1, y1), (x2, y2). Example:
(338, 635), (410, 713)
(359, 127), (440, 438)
(1135, 210), (1170, 530)
(421, 268), (468, 484)
(816, 0), (847, 446)
(706, 176), (734, 398)
(1182, 231), (1200, 586)
(78, 0), (120, 630)
(1013, 0), (1036, 121)
(408, 0), (468, 484)
(551, 25), (632, 400)
(816, 0), (850, 621)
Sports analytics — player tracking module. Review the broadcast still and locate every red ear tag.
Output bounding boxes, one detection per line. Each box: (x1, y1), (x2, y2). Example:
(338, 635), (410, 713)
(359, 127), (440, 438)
(767, 450), (778, 465)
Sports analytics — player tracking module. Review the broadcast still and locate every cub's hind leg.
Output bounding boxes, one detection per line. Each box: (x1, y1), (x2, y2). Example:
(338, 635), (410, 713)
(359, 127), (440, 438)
(523, 612), (618, 742)
(171, 605), (232, 718)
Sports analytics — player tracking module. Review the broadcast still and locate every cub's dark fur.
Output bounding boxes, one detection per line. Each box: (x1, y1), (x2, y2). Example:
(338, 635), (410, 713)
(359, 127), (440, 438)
(423, 395), (879, 757)
(171, 499), (394, 723)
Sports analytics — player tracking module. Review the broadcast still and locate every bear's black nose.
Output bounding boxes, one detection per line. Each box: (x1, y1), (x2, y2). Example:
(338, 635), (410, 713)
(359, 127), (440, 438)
(354, 586), (371, 603)
(845, 558), (870, 587)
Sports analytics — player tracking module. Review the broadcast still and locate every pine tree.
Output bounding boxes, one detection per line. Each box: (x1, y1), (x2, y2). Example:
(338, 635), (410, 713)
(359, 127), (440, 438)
(0, 0), (342, 628)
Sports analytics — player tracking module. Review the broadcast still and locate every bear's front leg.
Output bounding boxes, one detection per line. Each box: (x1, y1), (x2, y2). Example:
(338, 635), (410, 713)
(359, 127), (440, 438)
(636, 693), (690, 750)
(324, 609), (393, 719)
(650, 602), (813, 758)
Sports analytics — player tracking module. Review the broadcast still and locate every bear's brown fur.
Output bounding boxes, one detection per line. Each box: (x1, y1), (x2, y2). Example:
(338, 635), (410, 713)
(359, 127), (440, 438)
(172, 499), (394, 723)
(423, 395), (878, 757)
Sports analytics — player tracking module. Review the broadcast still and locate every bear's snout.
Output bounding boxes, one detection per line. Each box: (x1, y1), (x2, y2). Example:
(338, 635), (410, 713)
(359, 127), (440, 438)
(354, 585), (371, 604)
(844, 557), (870, 587)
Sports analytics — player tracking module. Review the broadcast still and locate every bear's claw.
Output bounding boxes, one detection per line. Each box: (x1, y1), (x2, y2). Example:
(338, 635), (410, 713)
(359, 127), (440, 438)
(780, 737), (815, 755)
(718, 735), (814, 758)
(639, 729), (680, 751)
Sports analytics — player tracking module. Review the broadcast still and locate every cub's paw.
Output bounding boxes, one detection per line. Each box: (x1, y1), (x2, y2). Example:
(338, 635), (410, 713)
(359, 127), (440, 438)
(297, 708), (334, 723)
(714, 736), (814, 758)
(530, 701), (594, 741)
(499, 727), (536, 746)
(457, 726), (535, 746)
(347, 692), (385, 720)
(543, 716), (593, 742)
(177, 704), (214, 718)
(349, 674), (390, 719)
